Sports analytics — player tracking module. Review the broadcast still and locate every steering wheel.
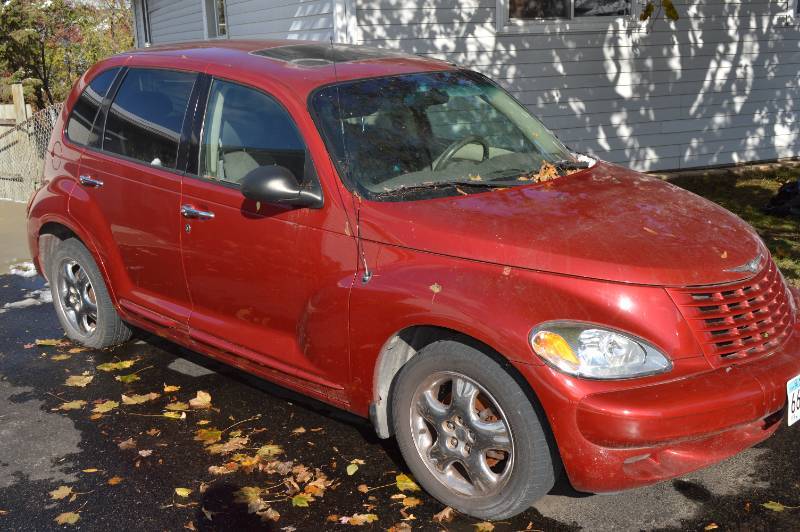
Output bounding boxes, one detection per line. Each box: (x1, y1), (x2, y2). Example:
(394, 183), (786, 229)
(433, 135), (490, 171)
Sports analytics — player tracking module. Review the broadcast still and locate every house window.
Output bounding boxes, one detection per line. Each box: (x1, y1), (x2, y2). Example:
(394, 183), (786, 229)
(510, 0), (630, 20)
(497, 0), (633, 33)
(205, 0), (228, 38)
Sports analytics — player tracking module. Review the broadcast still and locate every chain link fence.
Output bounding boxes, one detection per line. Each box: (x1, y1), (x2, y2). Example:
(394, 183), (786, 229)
(0, 104), (62, 202)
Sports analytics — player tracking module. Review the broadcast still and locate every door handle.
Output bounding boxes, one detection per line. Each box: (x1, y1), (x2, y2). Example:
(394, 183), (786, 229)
(180, 204), (215, 220)
(79, 175), (104, 188)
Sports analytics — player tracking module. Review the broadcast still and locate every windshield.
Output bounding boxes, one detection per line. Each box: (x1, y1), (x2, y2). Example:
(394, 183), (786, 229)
(310, 70), (578, 200)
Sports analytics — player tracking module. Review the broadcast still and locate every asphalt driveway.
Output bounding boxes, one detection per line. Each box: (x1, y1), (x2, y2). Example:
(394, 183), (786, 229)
(1, 271), (800, 531)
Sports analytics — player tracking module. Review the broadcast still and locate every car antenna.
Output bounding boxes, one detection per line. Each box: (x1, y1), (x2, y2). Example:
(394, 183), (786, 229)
(330, 37), (371, 284)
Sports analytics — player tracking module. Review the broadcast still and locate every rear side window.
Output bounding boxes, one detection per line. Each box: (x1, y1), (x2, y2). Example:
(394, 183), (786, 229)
(103, 68), (196, 169)
(66, 68), (119, 146)
(198, 79), (307, 184)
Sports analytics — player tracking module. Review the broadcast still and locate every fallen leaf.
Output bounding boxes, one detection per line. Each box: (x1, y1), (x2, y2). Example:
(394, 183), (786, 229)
(194, 428), (223, 445)
(89, 413), (102, 421)
(208, 464), (235, 475)
(258, 507), (280, 522)
(108, 476), (123, 486)
(49, 485), (73, 500)
(201, 507), (214, 521)
(189, 390), (212, 409)
(82, 468), (99, 473)
(705, 524), (719, 531)
(389, 523), (412, 532)
(57, 400), (86, 411)
(139, 449), (153, 457)
(256, 444), (283, 458)
(642, 226), (658, 235)
(341, 513), (378, 526)
(164, 384), (181, 393)
(97, 360), (136, 372)
(165, 402), (189, 411)
(36, 338), (66, 346)
(235, 486), (266, 512)
(291, 427), (306, 435)
(346, 463), (359, 476)
(54, 512), (80, 525)
(115, 374), (141, 384)
(51, 354), (71, 361)
(429, 283), (442, 295)
(762, 501), (795, 512)
(433, 506), (456, 523)
(721, 250), (728, 259)
(163, 411), (186, 420)
(92, 400), (119, 414)
(291, 494), (312, 507)
(184, 521), (196, 531)
(475, 522), (495, 532)
(206, 437), (248, 455)
(65, 375), (93, 387)
(357, 484), (369, 494)
(68, 347), (87, 354)
(395, 474), (421, 492)
(118, 438), (136, 450)
(175, 487), (193, 498)
(121, 392), (160, 405)
(196, 420), (210, 426)
(402, 496), (422, 508)
(146, 428), (160, 436)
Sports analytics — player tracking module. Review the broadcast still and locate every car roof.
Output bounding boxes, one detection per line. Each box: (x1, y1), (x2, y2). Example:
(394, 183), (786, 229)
(117, 40), (457, 97)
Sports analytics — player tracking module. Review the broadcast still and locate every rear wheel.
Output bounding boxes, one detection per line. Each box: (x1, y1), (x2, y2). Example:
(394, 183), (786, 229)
(391, 340), (556, 520)
(48, 238), (132, 348)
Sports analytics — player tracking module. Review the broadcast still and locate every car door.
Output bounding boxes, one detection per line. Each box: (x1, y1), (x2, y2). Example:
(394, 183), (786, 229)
(179, 77), (354, 396)
(71, 67), (199, 327)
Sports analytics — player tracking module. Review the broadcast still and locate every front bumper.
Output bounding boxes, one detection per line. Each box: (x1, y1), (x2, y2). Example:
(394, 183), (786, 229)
(517, 310), (800, 494)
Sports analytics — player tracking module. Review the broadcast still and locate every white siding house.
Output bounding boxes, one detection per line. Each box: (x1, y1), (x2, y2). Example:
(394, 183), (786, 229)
(131, 0), (800, 171)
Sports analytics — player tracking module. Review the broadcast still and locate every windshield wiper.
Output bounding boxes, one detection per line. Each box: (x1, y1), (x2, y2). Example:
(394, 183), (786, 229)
(551, 159), (590, 171)
(374, 180), (513, 198)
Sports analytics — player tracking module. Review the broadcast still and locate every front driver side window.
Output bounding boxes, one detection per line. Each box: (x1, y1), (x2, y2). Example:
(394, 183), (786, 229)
(199, 79), (307, 184)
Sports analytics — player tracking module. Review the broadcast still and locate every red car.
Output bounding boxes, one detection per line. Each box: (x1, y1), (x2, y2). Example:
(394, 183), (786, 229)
(27, 41), (800, 519)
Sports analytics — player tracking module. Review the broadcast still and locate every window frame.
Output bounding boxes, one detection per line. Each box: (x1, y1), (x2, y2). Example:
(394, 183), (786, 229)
(185, 74), (322, 197)
(202, 0), (229, 40)
(64, 67), (123, 148)
(141, 0), (152, 46)
(495, 0), (639, 34)
(62, 66), (202, 178)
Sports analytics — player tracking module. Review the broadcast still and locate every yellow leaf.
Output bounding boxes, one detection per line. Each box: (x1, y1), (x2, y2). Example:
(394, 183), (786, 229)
(189, 390), (212, 409)
(705, 524), (719, 531)
(165, 402), (189, 411)
(234, 486), (265, 513)
(97, 360), (136, 372)
(763, 501), (787, 512)
(54, 512), (80, 525)
(68, 347), (87, 354)
(344, 513), (378, 525)
(429, 283), (442, 294)
(81, 468), (99, 473)
(115, 374), (140, 384)
(49, 485), (73, 500)
(164, 384), (181, 393)
(118, 438), (136, 450)
(346, 463), (359, 476)
(92, 400), (119, 414)
(194, 428), (223, 445)
(57, 400), (86, 411)
(475, 522), (495, 532)
(108, 476), (123, 486)
(291, 494), (312, 507)
(121, 392), (160, 405)
(51, 354), (71, 361)
(163, 411), (186, 420)
(36, 338), (66, 346)
(291, 426), (306, 435)
(206, 437), (248, 455)
(402, 496), (422, 508)
(175, 488), (193, 498)
(357, 484), (369, 493)
(256, 444), (283, 458)
(395, 474), (421, 492)
(196, 420), (211, 426)
(433, 506), (456, 523)
(65, 375), (93, 387)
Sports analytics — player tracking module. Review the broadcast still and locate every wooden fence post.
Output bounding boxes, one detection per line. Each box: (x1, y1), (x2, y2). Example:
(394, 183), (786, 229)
(11, 84), (27, 125)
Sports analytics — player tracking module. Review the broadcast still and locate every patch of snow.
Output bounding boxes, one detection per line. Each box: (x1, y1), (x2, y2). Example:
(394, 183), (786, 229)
(9, 262), (37, 278)
(574, 152), (597, 168)
(0, 286), (52, 313)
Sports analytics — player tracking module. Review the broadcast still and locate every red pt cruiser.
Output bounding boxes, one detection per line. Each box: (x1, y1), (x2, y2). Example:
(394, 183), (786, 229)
(27, 41), (800, 519)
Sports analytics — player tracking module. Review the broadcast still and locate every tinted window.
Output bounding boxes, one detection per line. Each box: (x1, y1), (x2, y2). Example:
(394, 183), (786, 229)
(66, 68), (119, 146)
(103, 68), (196, 169)
(199, 79), (306, 184)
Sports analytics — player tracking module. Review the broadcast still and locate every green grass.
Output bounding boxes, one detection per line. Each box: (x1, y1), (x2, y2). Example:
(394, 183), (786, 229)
(665, 163), (799, 288)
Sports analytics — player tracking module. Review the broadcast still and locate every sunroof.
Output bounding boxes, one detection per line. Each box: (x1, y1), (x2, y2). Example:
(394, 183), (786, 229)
(251, 44), (406, 67)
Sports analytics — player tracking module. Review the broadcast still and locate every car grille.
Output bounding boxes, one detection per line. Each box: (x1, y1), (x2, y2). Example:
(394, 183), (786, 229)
(667, 260), (793, 366)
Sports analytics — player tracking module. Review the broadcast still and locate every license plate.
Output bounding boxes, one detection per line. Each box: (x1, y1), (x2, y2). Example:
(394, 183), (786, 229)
(789, 375), (800, 427)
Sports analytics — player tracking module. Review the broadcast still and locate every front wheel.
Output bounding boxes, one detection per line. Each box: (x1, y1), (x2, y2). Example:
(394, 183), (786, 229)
(391, 340), (556, 520)
(48, 238), (132, 348)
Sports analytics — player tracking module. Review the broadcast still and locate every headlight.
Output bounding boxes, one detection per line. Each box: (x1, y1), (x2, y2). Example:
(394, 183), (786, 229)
(530, 322), (672, 379)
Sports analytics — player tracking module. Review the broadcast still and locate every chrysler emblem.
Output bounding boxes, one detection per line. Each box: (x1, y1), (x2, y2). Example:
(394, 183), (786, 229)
(724, 253), (764, 274)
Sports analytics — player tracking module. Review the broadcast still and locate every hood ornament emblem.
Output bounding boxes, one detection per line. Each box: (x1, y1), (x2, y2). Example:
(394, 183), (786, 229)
(724, 252), (764, 274)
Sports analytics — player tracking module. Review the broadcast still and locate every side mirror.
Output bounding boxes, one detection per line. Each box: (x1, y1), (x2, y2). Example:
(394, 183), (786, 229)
(240, 165), (323, 209)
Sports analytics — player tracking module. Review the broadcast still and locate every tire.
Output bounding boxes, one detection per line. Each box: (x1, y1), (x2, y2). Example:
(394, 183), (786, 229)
(48, 238), (132, 348)
(391, 340), (556, 520)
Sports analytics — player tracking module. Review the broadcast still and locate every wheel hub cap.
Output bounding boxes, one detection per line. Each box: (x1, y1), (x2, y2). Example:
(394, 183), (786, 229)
(56, 259), (97, 336)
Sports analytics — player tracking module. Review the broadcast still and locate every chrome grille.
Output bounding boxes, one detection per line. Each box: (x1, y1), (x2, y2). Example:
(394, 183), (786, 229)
(667, 260), (793, 366)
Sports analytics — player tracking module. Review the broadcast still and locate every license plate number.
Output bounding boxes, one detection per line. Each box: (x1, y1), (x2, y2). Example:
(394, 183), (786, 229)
(789, 375), (800, 427)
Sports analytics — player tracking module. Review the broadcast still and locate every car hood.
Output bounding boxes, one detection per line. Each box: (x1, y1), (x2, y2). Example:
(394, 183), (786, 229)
(358, 162), (765, 287)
